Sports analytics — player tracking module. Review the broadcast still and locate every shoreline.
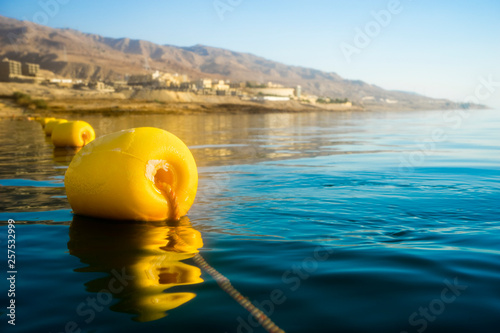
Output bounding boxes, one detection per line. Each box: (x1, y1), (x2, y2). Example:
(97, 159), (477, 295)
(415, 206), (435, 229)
(0, 82), (486, 118)
(0, 97), (362, 118)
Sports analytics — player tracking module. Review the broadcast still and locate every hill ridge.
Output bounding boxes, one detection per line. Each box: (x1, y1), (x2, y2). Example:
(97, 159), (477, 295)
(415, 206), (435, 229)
(0, 15), (462, 108)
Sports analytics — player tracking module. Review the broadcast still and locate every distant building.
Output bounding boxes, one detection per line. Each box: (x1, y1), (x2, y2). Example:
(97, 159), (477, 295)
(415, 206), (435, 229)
(152, 70), (161, 80)
(252, 96), (290, 101)
(22, 62), (39, 77)
(0, 58), (43, 83)
(295, 85), (301, 99)
(180, 82), (196, 90)
(247, 87), (295, 97)
(229, 82), (245, 89)
(49, 78), (73, 87)
(128, 74), (155, 86)
(158, 72), (186, 88)
(267, 81), (284, 88)
(87, 81), (115, 92)
(88, 81), (105, 90)
(197, 79), (212, 90)
(0, 58), (22, 82)
(110, 80), (128, 89)
(127, 71), (189, 88)
(213, 80), (229, 91)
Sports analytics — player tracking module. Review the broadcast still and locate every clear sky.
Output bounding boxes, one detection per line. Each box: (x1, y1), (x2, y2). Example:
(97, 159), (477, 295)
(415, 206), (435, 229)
(1, 0), (500, 107)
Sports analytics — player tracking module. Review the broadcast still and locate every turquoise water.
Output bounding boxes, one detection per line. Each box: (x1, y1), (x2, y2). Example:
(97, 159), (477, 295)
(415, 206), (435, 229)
(1, 109), (499, 333)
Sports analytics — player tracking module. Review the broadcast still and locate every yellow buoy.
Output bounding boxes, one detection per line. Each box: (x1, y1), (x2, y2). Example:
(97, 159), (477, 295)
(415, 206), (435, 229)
(64, 127), (198, 221)
(51, 120), (95, 147)
(38, 117), (55, 128)
(44, 119), (67, 136)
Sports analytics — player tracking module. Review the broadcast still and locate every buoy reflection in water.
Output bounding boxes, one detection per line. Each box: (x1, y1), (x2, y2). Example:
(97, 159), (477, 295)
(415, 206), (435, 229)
(52, 147), (81, 166)
(67, 216), (204, 322)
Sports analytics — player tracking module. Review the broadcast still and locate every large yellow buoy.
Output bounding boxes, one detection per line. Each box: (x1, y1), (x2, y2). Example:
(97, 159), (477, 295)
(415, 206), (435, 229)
(51, 120), (95, 147)
(64, 127), (198, 221)
(44, 118), (67, 136)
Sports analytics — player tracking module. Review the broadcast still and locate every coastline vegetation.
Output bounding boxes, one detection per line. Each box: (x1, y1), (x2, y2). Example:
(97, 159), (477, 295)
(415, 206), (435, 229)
(246, 82), (267, 88)
(316, 97), (349, 104)
(12, 92), (48, 110)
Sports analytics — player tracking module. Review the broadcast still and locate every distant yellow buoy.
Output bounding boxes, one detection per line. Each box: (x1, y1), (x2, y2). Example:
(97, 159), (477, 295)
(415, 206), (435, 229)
(38, 117), (55, 128)
(51, 120), (95, 147)
(64, 127), (198, 221)
(44, 119), (67, 136)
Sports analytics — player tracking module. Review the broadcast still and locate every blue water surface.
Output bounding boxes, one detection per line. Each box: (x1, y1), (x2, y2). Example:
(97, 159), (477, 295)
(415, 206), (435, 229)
(0, 109), (499, 333)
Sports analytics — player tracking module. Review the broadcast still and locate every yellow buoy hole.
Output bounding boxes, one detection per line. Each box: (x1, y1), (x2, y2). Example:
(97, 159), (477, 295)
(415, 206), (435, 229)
(154, 166), (175, 192)
(81, 131), (90, 145)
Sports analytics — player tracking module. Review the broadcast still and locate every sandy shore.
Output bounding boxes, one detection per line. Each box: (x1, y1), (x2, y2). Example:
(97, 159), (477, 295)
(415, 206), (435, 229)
(0, 82), (361, 118)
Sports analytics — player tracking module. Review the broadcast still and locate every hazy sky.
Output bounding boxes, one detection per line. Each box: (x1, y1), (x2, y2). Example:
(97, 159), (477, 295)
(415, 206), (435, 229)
(2, 0), (500, 107)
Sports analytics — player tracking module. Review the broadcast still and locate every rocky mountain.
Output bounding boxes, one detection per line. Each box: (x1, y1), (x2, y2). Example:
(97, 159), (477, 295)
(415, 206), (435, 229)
(0, 15), (462, 108)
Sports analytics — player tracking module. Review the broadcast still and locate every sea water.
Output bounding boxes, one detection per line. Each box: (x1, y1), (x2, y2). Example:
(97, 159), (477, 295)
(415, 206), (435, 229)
(0, 109), (499, 332)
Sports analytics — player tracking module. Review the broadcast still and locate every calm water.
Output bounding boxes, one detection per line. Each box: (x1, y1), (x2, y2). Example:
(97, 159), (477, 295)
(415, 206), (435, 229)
(1, 109), (499, 333)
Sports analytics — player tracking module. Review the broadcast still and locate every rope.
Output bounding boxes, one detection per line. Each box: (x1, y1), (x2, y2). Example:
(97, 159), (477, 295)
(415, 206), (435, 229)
(157, 182), (180, 221)
(165, 188), (285, 333)
(82, 131), (88, 146)
(165, 185), (180, 221)
(192, 252), (285, 333)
